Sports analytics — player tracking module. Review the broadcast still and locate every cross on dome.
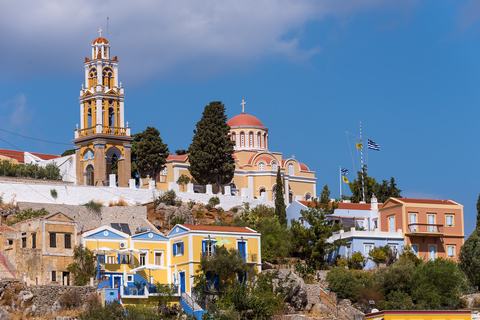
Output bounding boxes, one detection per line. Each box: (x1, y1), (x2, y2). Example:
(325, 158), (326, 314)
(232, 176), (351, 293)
(241, 99), (246, 114)
(98, 28), (103, 37)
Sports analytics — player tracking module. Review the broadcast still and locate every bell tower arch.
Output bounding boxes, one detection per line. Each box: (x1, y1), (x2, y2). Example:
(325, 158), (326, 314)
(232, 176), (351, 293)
(73, 29), (133, 187)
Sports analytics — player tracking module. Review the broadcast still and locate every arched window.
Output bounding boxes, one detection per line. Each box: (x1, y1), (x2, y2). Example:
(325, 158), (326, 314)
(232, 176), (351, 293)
(249, 132), (253, 147)
(257, 132), (261, 148)
(102, 67), (114, 88)
(289, 192), (294, 203)
(83, 149), (94, 160)
(288, 163), (294, 175)
(163, 167), (168, 175)
(88, 68), (97, 87)
(272, 185), (276, 201)
(263, 133), (267, 149)
(259, 188), (266, 196)
(305, 194), (311, 201)
(272, 162), (277, 171)
(240, 132), (245, 147)
(259, 162), (265, 171)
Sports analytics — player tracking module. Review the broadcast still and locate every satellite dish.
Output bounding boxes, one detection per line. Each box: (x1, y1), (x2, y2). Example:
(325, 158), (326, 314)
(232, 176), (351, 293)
(371, 308), (379, 313)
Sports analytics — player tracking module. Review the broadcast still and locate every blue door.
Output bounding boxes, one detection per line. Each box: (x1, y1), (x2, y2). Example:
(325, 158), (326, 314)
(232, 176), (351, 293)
(238, 241), (246, 260)
(180, 272), (186, 293)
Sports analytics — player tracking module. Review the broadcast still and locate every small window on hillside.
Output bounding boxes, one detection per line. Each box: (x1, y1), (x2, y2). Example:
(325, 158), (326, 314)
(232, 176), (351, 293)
(32, 233), (36, 249)
(50, 233), (56, 248)
(65, 234), (71, 249)
(52, 271), (57, 282)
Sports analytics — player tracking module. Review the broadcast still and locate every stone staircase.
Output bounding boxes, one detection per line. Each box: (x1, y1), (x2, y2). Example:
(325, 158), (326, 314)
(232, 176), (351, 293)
(0, 251), (15, 279)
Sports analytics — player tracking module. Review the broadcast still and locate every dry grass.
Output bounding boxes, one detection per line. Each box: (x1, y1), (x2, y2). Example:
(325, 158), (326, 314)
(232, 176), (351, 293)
(108, 198), (129, 207)
(10, 308), (83, 320)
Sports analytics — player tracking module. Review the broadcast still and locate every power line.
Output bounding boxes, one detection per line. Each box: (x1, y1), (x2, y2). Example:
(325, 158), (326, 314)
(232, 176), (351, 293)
(0, 128), (73, 146)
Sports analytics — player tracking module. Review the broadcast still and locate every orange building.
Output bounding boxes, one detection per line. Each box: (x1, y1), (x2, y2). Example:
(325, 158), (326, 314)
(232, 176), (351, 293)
(379, 198), (464, 261)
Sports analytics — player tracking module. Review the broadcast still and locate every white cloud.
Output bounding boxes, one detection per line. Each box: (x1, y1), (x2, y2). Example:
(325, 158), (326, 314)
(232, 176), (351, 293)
(0, 0), (415, 83)
(0, 93), (33, 128)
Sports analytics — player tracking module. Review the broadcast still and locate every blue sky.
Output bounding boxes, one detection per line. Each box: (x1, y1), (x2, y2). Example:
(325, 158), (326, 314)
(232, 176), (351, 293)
(1, 0), (480, 236)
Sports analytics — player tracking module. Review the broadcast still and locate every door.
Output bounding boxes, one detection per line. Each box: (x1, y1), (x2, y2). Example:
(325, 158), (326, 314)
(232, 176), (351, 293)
(429, 245), (436, 261)
(62, 272), (70, 286)
(409, 214), (416, 232)
(113, 276), (121, 289)
(428, 215), (435, 232)
(237, 241), (246, 261)
(180, 271), (186, 293)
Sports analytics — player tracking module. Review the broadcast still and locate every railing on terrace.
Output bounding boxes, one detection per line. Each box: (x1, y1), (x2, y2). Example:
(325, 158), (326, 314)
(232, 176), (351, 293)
(407, 223), (444, 236)
(78, 127), (96, 138)
(77, 126), (127, 137)
(200, 251), (258, 262)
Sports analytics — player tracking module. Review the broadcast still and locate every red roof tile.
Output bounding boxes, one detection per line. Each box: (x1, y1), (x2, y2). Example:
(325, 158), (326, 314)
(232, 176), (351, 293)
(181, 224), (256, 233)
(0, 149), (60, 163)
(228, 113), (264, 127)
(0, 226), (15, 232)
(167, 154), (188, 162)
(392, 198), (457, 205)
(299, 162), (309, 171)
(298, 201), (373, 210)
(92, 37), (109, 45)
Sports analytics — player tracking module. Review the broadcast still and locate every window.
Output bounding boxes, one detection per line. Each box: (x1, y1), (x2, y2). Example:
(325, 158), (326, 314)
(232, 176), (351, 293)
(240, 132), (245, 147)
(249, 132), (253, 147)
(7, 239), (13, 246)
(364, 243), (373, 256)
(108, 107), (115, 126)
(272, 162), (277, 171)
(50, 233), (56, 248)
(428, 214), (436, 232)
(64, 234), (71, 249)
(411, 245), (418, 256)
(52, 271), (57, 282)
(139, 253), (146, 266)
(305, 194), (311, 201)
(257, 132), (261, 147)
(32, 233), (36, 249)
(388, 243), (399, 257)
(127, 275), (133, 282)
(388, 216), (395, 232)
(173, 242), (184, 256)
(447, 245), (455, 257)
(259, 162), (265, 171)
(346, 244), (352, 258)
(202, 240), (215, 257)
(232, 132), (236, 146)
(21, 233), (26, 248)
(409, 213), (417, 232)
(288, 163), (294, 175)
(299, 218), (305, 227)
(155, 251), (163, 266)
(237, 241), (246, 261)
(446, 215), (454, 227)
(163, 167), (168, 175)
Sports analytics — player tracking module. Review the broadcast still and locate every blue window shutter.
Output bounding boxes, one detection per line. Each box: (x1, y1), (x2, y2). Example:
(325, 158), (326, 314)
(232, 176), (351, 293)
(117, 254), (120, 264)
(202, 241), (206, 253)
(181, 242), (184, 254)
(173, 243), (177, 256)
(213, 242), (215, 253)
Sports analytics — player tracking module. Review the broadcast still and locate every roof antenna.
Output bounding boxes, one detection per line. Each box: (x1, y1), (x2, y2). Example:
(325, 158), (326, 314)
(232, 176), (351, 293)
(107, 17), (109, 40)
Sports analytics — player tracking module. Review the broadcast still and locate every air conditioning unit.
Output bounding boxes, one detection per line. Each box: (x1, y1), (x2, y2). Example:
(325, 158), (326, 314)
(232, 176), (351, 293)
(119, 242), (127, 249)
(99, 265), (105, 271)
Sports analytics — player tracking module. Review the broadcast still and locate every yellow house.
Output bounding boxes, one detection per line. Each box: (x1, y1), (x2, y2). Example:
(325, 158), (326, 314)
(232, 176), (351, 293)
(366, 310), (471, 320)
(81, 223), (261, 308)
(155, 103), (316, 203)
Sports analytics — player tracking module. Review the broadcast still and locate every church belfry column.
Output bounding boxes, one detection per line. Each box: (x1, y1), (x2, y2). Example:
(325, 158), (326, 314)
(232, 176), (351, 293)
(73, 28), (133, 187)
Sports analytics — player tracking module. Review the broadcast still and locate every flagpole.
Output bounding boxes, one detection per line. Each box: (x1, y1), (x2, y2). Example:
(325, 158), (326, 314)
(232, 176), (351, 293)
(339, 166), (342, 200)
(360, 121), (365, 203)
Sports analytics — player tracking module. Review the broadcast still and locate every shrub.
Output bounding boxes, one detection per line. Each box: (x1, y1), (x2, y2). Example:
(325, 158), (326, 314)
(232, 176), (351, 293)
(326, 267), (358, 300)
(108, 198), (128, 206)
(208, 196), (220, 207)
(50, 188), (58, 198)
(196, 210), (204, 219)
(59, 290), (83, 309)
(382, 290), (413, 310)
(349, 251), (365, 270)
(158, 190), (177, 206)
(232, 207), (238, 213)
(205, 204), (213, 211)
(83, 200), (103, 213)
(8, 208), (49, 225)
(188, 200), (196, 209)
(368, 246), (388, 265)
(171, 216), (185, 226)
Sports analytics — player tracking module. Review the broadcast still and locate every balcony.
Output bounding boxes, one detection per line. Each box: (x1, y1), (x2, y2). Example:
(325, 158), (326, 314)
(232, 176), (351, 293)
(200, 252), (258, 263)
(76, 126), (128, 138)
(406, 223), (444, 237)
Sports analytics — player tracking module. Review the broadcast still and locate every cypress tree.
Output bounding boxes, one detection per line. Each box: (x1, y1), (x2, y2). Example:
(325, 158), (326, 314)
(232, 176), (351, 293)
(133, 126), (169, 180)
(188, 101), (235, 191)
(477, 193), (480, 229)
(275, 168), (287, 225)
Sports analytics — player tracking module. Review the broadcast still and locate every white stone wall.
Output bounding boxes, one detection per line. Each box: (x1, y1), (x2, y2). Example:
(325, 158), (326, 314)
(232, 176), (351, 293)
(0, 181), (274, 210)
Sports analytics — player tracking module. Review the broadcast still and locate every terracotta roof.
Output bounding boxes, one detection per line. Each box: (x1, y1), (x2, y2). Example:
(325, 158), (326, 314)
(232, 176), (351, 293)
(0, 226), (15, 232)
(392, 198), (457, 205)
(298, 201), (373, 210)
(167, 154), (188, 162)
(181, 224), (256, 233)
(93, 37), (109, 45)
(299, 162), (309, 171)
(0, 149), (60, 164)
(254, 156), (274, 165)
(228, 113), (264, 127)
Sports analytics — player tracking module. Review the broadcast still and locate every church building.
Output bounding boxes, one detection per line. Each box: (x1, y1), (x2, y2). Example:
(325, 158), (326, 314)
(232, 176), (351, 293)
(157, 101), (317, 202)
(73, 29), (133, 187)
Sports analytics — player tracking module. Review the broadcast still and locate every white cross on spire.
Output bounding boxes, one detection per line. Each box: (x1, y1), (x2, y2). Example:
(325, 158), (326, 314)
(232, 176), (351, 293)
(241, 99), (246, 114)
(98, 28), (103, 37)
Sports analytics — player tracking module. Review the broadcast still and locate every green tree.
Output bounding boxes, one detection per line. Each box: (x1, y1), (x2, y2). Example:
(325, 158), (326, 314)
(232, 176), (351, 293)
(375, 258), (416, 298)
(188, 101), (235, 191)
(477, 193), (480, 229)
(459, 227), (480, 288)
(198, 245), (254, 293)
(61, 149), (75, 157)
(257, 217), (292, 263)
(275, 168), (287, 226)
(66, 244), (96, 286)
(326, 267), (359, 300)
(410, 258), (467, 309)
(176, 174), (190, 191)
(175, 149), (188, 155)
(348, 166), (401, 203)
(133, 126), (169, 180)
(290, 185), (343, 269)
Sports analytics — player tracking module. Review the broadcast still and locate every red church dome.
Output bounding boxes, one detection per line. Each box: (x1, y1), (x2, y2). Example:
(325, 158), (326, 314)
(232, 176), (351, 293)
(228, 113), (265, 128)
(93, 37), (109, 45)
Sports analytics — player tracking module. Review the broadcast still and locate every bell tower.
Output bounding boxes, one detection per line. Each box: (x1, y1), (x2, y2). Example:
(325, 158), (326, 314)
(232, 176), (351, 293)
(73, 29), (133, 187)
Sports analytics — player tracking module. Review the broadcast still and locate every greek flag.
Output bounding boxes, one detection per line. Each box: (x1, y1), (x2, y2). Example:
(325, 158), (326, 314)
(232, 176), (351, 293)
(368, 139), (381, 151)
(341, 168), (349, 176)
